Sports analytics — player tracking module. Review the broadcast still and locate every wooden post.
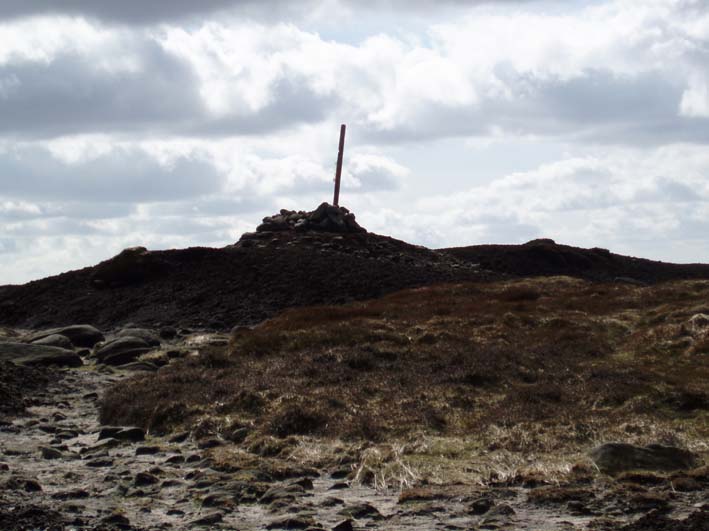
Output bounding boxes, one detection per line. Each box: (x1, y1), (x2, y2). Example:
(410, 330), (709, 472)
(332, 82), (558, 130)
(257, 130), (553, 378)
(333, 124), (346, 207)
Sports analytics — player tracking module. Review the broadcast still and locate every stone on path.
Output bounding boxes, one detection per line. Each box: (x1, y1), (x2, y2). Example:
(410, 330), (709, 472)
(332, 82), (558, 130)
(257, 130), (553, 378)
(26, 325), (104, 348)
(590, 443), (701, 475)
(0, 342), (82, 367)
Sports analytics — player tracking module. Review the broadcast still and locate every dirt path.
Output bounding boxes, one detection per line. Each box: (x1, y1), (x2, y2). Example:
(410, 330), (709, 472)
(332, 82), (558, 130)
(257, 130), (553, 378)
(1, 365), (706, 531)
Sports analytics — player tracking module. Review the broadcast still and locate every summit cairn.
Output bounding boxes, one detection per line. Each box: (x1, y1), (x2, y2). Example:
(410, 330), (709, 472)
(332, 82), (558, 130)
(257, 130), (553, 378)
(256, 202), (365, 234)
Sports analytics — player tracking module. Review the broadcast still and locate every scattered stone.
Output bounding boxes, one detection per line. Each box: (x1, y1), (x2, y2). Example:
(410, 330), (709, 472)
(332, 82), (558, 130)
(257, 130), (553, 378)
(590, 443), (701, 475)
(165, 455), (185, 464)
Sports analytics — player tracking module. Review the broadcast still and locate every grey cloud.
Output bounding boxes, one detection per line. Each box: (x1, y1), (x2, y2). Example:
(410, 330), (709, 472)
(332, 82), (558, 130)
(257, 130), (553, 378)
(362, 69), (709, 146)
(0, 1), (527, 24)
(0, 42), (203, 138)
(0, 1), (274, 24)
(0, 146), (224, 202)
(0, 43), (335, 139)
(188, 78), (337, 137)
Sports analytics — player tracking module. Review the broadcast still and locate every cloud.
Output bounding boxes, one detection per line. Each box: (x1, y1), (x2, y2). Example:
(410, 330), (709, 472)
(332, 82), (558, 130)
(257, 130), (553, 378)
(0, 1), (279, 24)
(0, 143), (224, 202)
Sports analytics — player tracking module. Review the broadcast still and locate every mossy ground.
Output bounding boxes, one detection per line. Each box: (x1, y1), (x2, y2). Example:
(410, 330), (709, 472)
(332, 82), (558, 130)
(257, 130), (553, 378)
(101, 276), (709, 487)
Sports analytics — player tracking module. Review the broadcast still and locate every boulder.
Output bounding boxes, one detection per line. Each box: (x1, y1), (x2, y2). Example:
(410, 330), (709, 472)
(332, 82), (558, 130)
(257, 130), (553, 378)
(590, 443), (701, 475)
(116, 328), (161, 347)
(0, 342), (82, 368)
(95, 336), (151, 364)
(26, 325), (104, 348)
(31, 334), (74, 350)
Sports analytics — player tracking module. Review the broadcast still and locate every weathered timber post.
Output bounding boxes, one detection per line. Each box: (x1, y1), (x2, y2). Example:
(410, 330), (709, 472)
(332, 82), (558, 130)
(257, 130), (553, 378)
(333, 124), (346, 207)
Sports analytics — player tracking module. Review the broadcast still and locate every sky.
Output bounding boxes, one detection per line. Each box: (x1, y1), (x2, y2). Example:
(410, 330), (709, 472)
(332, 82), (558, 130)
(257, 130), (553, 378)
(2, 0), (709, 284)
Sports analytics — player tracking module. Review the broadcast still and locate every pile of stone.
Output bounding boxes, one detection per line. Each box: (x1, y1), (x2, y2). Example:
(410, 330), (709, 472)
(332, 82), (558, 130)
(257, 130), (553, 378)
(256, 203), (365, 234)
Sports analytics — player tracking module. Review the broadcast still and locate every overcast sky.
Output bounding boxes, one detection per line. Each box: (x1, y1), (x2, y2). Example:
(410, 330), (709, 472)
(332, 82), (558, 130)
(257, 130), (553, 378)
(2, 0), (709, 284)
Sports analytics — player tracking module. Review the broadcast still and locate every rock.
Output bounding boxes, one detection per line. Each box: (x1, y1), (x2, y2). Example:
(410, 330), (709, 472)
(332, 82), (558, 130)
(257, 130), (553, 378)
(159, 326), (177, 340)
(197, 437), (224, 449)
(332, 520), (354, 531)
(26, 325), (104, 348)
(85, 458), (114, 468)
(590, 443), (701, 475)
(117, 361), (158, 372)
(135, 446), (160, 456)
(40, 446), (63, 460)
(0, 342), (82, 367)
(169, 431), (190, 443)
(4, 476), (42, 492)
(101, 349), (153, 366)
(469, 497), (494, 515)
(101, 513), (131, 526)
(116, 328), (161, 347)
(687, 314), (709, 335)
(266, 515), (316, 530)
(134, 472), (159, 486)
(51, 488), (90, 500)
(189, 512), (224, 526)
(260, 484), (305, 503)
(31, 334), (74, 349)
(95, 337), (151, 364)
(338, 502), (383, 519)
(98, 426), (145, 443)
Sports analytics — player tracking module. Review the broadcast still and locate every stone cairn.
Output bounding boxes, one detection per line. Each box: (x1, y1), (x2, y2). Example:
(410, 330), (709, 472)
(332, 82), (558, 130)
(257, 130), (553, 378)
(256, 202), (366, 234)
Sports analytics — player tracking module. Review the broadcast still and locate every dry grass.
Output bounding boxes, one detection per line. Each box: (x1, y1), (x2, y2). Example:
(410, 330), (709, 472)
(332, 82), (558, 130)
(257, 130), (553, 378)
(100, 276), (709, 479)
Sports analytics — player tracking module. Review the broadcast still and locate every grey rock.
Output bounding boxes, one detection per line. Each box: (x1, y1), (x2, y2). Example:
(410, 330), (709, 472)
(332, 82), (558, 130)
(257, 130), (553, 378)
(26, 325), (104, 348)
(266, 514), (316, 530)
(135, 446), (160, 456)
(134, 471), (159, 486)
(100, 349), (152, 366)
(117, 328), (161, 346)
(95, 337), (151, 364)
(98, 426), (145, 443)
(159, 326), (177, 339)
(332, 520), (354, 531)
(338, 502), (383, 520)
(40, 446), (63, 460)
(0, 342), (82, 367)
(31, 334), (74, 349)
(189, 512), (224, 526)
(117, 360), (158, 372)
(590, 442), (701, 475)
